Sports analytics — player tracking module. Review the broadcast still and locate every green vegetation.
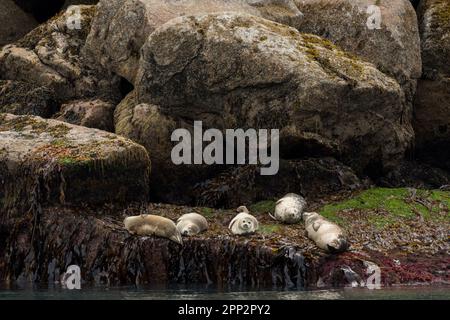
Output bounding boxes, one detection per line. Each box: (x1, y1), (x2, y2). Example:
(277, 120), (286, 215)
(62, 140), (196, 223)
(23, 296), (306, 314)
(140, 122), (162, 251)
(259, 224), (281, 235)
(199, 207), (215, 218)
(249, 200), (276, 214)
(319, 188), (450, 228)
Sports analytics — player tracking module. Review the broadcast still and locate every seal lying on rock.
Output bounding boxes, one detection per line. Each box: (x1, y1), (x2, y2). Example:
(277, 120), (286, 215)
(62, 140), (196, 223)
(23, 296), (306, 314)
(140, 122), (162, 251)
(124, 214), (183, 244)
(229, 206), (259, 235)
(303, 212), (349, 253)
(271, 193), (306, 224)
(176, 212), (209, 236)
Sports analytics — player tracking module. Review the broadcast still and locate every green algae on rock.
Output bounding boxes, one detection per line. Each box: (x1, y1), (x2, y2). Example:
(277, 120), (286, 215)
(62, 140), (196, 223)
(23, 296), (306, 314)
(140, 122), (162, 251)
(0, 113), (151, 215)
(320, 188), (450, 227)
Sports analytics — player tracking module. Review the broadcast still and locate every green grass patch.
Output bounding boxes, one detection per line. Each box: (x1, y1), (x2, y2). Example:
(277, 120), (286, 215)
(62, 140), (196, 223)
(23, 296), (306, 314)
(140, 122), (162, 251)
(259, 224), (281, 235)
(199, 207), (215, 218)
(249, 200), (276, 214)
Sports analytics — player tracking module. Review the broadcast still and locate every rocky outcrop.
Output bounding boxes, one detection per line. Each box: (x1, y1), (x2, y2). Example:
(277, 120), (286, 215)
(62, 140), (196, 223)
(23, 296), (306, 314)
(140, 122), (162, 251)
(414, 0), (450, 171)
(83, 0), (303, 82)
(293, 0), (422, 103)
(0, 81), (57, 118)
(0, 5), (122, 105)
(0, 113), (151, 215)
(54, 99), (115, 131)
(0, 0), (37, 47)
(380, 161), (450, 189)
(292, 0), (422, 83)
(126, 13), (412, 197)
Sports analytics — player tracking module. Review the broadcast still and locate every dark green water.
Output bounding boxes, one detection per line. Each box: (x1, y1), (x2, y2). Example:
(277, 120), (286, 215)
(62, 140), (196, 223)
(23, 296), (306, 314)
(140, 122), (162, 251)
(0, 285), (449, 300)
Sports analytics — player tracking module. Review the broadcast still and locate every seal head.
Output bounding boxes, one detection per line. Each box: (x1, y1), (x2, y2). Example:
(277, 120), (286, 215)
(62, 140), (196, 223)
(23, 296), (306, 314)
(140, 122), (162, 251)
(176, 212), (209, 236)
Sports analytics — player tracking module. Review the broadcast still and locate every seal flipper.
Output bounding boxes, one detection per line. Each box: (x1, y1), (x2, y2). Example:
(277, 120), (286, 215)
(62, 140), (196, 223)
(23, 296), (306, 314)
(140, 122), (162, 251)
(170, 232), (183, 245)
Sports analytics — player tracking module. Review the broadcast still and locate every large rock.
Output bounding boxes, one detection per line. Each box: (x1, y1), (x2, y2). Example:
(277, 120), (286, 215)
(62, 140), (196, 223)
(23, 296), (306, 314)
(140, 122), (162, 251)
(0, 80), (57, 118)
(418, 0), (450, 76)
(135, 13), (412, 170)
(0, 0), (37, 47)
(0, 113), (151, 214)
(115, 13), (413, 203)
(84, 0), (303, 82)
(0, 5), (121, 104)
(414, 0), (450, 170)
(115, 91), (221, 204)
(293, 0), (422, 99)
(54, 99), (115, 131)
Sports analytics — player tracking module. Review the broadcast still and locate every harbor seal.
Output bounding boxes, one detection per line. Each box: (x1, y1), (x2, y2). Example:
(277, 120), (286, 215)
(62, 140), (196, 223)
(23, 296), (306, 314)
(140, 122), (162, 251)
(229, 206), (259, 235)
(124, 214), (183, 244)
(303, 212), (349, 253)
(271, 193), (306, 224)
(176, 212), (209, 236)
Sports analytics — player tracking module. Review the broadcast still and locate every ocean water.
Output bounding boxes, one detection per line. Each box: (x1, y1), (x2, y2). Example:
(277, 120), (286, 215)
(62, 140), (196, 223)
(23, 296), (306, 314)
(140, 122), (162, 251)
(0, 284), (449, 300)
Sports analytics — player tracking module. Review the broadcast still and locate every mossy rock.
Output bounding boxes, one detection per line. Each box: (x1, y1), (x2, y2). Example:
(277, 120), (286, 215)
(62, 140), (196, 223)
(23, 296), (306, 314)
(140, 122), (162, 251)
(319, 187), (450, 228)
(0, 113), (151, 214)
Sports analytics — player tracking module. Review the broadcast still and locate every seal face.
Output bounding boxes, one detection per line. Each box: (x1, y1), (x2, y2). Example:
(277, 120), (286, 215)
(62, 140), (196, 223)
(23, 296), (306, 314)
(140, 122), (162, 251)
(303, 212), (349, 253)
(123, 214), (183, 244)
(229, 206), (259, 235)
(273, 193), (306, 224)
(176, 212), (209, 236)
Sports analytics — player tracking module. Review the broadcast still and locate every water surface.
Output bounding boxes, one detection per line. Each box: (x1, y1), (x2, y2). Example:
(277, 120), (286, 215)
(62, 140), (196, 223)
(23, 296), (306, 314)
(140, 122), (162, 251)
(0, 284), (448, 300)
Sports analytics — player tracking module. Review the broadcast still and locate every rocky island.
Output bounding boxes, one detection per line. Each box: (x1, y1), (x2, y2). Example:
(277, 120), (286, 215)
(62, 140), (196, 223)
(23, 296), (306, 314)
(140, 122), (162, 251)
(0, 0), (448, 290)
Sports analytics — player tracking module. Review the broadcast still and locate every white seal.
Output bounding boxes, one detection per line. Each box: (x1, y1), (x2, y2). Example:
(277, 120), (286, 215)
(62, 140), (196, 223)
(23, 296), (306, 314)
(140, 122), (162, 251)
(229, 206), (259, 235)
(176, 212), (209, 236)
(124, 214), (183, 244)
(271, 193), (306, 224)
(303, 212), (349, 253)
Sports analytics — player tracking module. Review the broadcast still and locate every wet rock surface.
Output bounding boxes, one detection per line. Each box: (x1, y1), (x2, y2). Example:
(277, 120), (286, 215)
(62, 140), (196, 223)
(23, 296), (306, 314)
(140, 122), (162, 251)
(0, 191), (448, 288)
(193, 158), (365, 208)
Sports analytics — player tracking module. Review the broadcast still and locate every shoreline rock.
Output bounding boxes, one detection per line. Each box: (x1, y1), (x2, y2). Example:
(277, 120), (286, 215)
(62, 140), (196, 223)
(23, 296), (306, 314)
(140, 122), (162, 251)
(0, 190), (448, 288)
(0, 113), (151, 213)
